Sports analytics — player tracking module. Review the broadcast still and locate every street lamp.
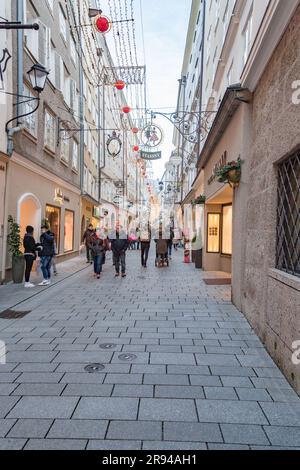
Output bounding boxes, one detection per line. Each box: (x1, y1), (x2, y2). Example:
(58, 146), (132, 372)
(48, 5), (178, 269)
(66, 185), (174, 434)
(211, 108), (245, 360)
(27, 63), (49, 93)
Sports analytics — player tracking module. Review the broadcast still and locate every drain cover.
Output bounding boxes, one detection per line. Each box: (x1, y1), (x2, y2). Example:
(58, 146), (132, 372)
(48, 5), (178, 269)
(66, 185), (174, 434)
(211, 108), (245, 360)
(118, 354), (137, 362)
(99, 343), (117, 350)
(84, 363), (105, 373)
(0, 309), (31, 319)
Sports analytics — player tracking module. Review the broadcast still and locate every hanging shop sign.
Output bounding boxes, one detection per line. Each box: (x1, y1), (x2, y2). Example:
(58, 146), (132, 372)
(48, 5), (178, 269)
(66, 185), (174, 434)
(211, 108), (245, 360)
(54, 188), (64, 206)
(208, 151), (227, 185)
(106, 131), (122, 158)
(141, 124), (163, 148)
(140, 150), (162, 161)
(93, 207), (101, 218)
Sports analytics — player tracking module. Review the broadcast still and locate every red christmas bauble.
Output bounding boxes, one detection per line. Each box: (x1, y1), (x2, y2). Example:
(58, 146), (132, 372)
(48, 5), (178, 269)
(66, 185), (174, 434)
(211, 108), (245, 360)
(94, 15), (111, 34)
(132, 127), (139, 134)
(115, 80), (126, 91)
(133, 145), (139, 152)
(122, 106), (131, 114)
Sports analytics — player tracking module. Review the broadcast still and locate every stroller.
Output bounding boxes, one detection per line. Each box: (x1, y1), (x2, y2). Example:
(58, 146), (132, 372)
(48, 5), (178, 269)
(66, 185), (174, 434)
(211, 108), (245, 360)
(155, 238), (169, 267)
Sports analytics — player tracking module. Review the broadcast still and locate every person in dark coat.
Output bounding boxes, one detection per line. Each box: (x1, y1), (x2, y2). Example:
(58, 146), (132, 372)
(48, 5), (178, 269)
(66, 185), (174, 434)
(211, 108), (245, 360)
(82, 224), (94, 264)
(141, 223), (151, 268)
(89, 232), (107, 279)
(110, 226), (129, 278)
(39, 225), (55, 286)
(23, 226), (41, 288)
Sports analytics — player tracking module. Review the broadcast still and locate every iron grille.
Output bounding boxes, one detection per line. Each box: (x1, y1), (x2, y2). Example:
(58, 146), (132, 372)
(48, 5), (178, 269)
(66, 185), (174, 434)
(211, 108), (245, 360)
(276, 152), (300, 277)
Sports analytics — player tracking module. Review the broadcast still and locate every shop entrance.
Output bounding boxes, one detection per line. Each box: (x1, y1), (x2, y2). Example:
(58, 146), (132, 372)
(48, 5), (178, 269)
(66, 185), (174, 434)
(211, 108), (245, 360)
(18, 193), (41, 241)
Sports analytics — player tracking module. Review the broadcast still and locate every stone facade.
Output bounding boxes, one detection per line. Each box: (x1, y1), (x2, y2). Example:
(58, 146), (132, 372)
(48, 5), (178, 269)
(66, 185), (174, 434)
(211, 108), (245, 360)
(240, 5), (300, 394)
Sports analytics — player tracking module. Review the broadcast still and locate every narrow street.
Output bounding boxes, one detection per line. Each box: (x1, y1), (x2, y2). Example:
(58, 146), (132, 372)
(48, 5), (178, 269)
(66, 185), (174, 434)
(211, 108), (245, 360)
(0, 249), (299, 450)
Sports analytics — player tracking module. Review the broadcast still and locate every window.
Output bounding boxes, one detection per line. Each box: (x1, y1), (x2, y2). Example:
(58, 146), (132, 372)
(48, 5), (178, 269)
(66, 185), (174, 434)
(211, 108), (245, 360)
(44, 110), (56, 152)
(60, 128), (69, 163)
(45, 205), (60, 253)
(23, 85), (37, 136)
(276, 152), (300, 277)
(83, 166), (88, 191)
(207, 213), (220, 253)
(71, 37), (77, 65)
(46, 0), (54, 14)
(223, 1), (229, 44)
(243, 11), (253, 66)
(222, 205), (232, 255)
(64, 210), (74, 252)
(72, 140), (79, 171)
(59, 6), (67, 43)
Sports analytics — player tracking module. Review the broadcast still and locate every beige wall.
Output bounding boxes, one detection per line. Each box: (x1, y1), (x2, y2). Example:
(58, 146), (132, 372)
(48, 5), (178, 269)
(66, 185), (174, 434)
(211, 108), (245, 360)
(241, 5), (300, 394)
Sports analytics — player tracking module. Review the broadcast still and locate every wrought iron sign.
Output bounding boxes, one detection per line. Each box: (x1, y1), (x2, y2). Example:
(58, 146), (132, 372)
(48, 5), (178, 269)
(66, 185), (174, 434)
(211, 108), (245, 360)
(106, 131), (122, 158)
(141, 124), (163, 148)
(140, 150), (162, 161)
(0, 48), (11, 90)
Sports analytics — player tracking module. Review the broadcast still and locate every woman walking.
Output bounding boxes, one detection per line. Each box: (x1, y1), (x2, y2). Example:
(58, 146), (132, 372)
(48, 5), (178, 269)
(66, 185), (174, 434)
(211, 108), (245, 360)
(90, 232), (106, 279)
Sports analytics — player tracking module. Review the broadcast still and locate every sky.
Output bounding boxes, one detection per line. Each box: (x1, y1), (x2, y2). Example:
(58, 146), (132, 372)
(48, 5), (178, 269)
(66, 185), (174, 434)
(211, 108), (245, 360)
(100, 0), (192, 179)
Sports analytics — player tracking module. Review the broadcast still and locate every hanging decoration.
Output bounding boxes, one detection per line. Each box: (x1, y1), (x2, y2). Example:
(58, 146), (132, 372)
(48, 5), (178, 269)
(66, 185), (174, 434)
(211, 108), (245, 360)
(132, 127), (139, 134)
(133, 145), (139, 152)
(122, 106), (131, 114)
(94, 14), (112, 34)
(114, 80), (126, 90)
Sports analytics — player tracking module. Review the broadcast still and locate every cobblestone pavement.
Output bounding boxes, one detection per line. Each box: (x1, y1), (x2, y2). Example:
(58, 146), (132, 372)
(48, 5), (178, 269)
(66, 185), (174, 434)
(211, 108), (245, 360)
(0, 247), (300, 450)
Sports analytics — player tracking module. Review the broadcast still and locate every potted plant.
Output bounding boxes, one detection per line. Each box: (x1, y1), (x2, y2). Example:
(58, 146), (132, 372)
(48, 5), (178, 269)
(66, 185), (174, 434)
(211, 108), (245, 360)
(7, 215), (24, 284)
(191, 195), (206, 205)
(215, 158), (242, 187)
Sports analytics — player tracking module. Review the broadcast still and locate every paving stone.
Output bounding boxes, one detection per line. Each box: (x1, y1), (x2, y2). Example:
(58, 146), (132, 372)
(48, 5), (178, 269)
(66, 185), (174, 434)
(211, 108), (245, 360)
(60, 373), (105, 384)
(204, 387), (238, 400)
(150, 353), (196, 365)
(142, 441), (207, 450)
(260, 403), (300, 426)
(267, 388), (300, 403)
(107, 420), (162, 441)
(167, 365), (210, 375)
(24, 439), (87, 450)
(251, 378), (293, 390)
(235, 388), (272, 402)
(221, 376), (254, 388)
(264, 426), (300, 447)
(73, 397), (139, 420)
(0, 397), (20, 418)
(62, 384), (113, 397)
(0, 419), (17, 437)
(139, 398), (197, 422)
(155, 386), (204, 399)
(104, 374), (143, 385)
(7, 397), (79, 419)
(0, 373), (21, 383)
(195, 400), (268, 425)
(8, 419), (53, 438)
(131, 365), (166, 374)
(0, 438), (26, 450)
(237, 355), (275, 368)
(47, 419), (108, 439)
(0, 383), (18, 395)
(113, 385), (154, 398)
(210, 366), (255, 377)
(208, 443), (249, 450)
(144, 374), (189, 385)
(190, 376), (222, 387)
(163, 422), (223, 443)
(195, 354), (239, 366)
(12, 384), (65, 396)
(221, 424), (269, 445)
(87, 440), (142, 450)
(254, 368), (285, 379)
(15, 373), (64, 383)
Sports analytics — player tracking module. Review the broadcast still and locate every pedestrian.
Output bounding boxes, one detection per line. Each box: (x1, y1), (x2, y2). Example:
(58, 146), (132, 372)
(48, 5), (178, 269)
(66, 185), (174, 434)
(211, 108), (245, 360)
(51, 239), (58, 275)
(141, 224), (151, 268)
(136, 227), (141, 250)
(90, 232), (106, 279)
(111, 225), (129, 278)
(39, 224), (55, 286)
(82, 224), (94, 264)
(23, 225), (41, 288)
(168, 226), (174, 259)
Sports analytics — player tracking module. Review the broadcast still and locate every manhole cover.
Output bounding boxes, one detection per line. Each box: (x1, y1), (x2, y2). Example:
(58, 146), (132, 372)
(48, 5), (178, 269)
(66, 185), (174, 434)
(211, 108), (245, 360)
(84, 363), (105, 373)
(99, 343), (117, 350)
(118, 354), (137, 362)
(0, 309), (31, 319)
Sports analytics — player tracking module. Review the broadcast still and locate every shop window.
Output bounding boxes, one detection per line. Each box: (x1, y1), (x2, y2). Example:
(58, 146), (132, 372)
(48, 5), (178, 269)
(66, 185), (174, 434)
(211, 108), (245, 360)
(45, 205), (60, 254)
(276, 152), (300, 277)
(207, 213), (220, 253)
(23, 85), (37, 137)
(64, 210), (74, 252)
(221, 205), (232, 255)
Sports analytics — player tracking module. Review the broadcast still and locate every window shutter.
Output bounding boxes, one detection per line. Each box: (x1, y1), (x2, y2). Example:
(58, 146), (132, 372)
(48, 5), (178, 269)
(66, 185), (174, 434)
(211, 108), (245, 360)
(55, 53), (64, 91)
(25, 18), (39, 60)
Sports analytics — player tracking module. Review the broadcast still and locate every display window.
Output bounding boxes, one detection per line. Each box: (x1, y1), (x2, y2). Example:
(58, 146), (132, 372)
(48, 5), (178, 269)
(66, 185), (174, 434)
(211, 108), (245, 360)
(222, 204), (233, 255)
(64, 210), (74, 252)
(45, 205), (60, 253)
(207, 213), (220, 253)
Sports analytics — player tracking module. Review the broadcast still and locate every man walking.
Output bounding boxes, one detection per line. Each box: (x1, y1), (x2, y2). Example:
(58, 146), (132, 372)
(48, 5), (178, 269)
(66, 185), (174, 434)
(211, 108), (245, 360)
(82, 224), (94, 264)
(141, 224), (151, 268)
(39, 224), (55, 286)
(111, 225), (129, 278)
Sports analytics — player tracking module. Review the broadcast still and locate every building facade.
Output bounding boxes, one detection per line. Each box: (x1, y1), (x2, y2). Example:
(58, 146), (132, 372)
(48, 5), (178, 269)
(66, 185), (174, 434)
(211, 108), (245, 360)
(173, 0), (300, 392)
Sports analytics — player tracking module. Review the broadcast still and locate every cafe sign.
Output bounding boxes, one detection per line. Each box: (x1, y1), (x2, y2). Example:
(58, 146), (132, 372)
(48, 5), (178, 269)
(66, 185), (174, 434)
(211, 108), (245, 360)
(140, 150), (162, 161)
